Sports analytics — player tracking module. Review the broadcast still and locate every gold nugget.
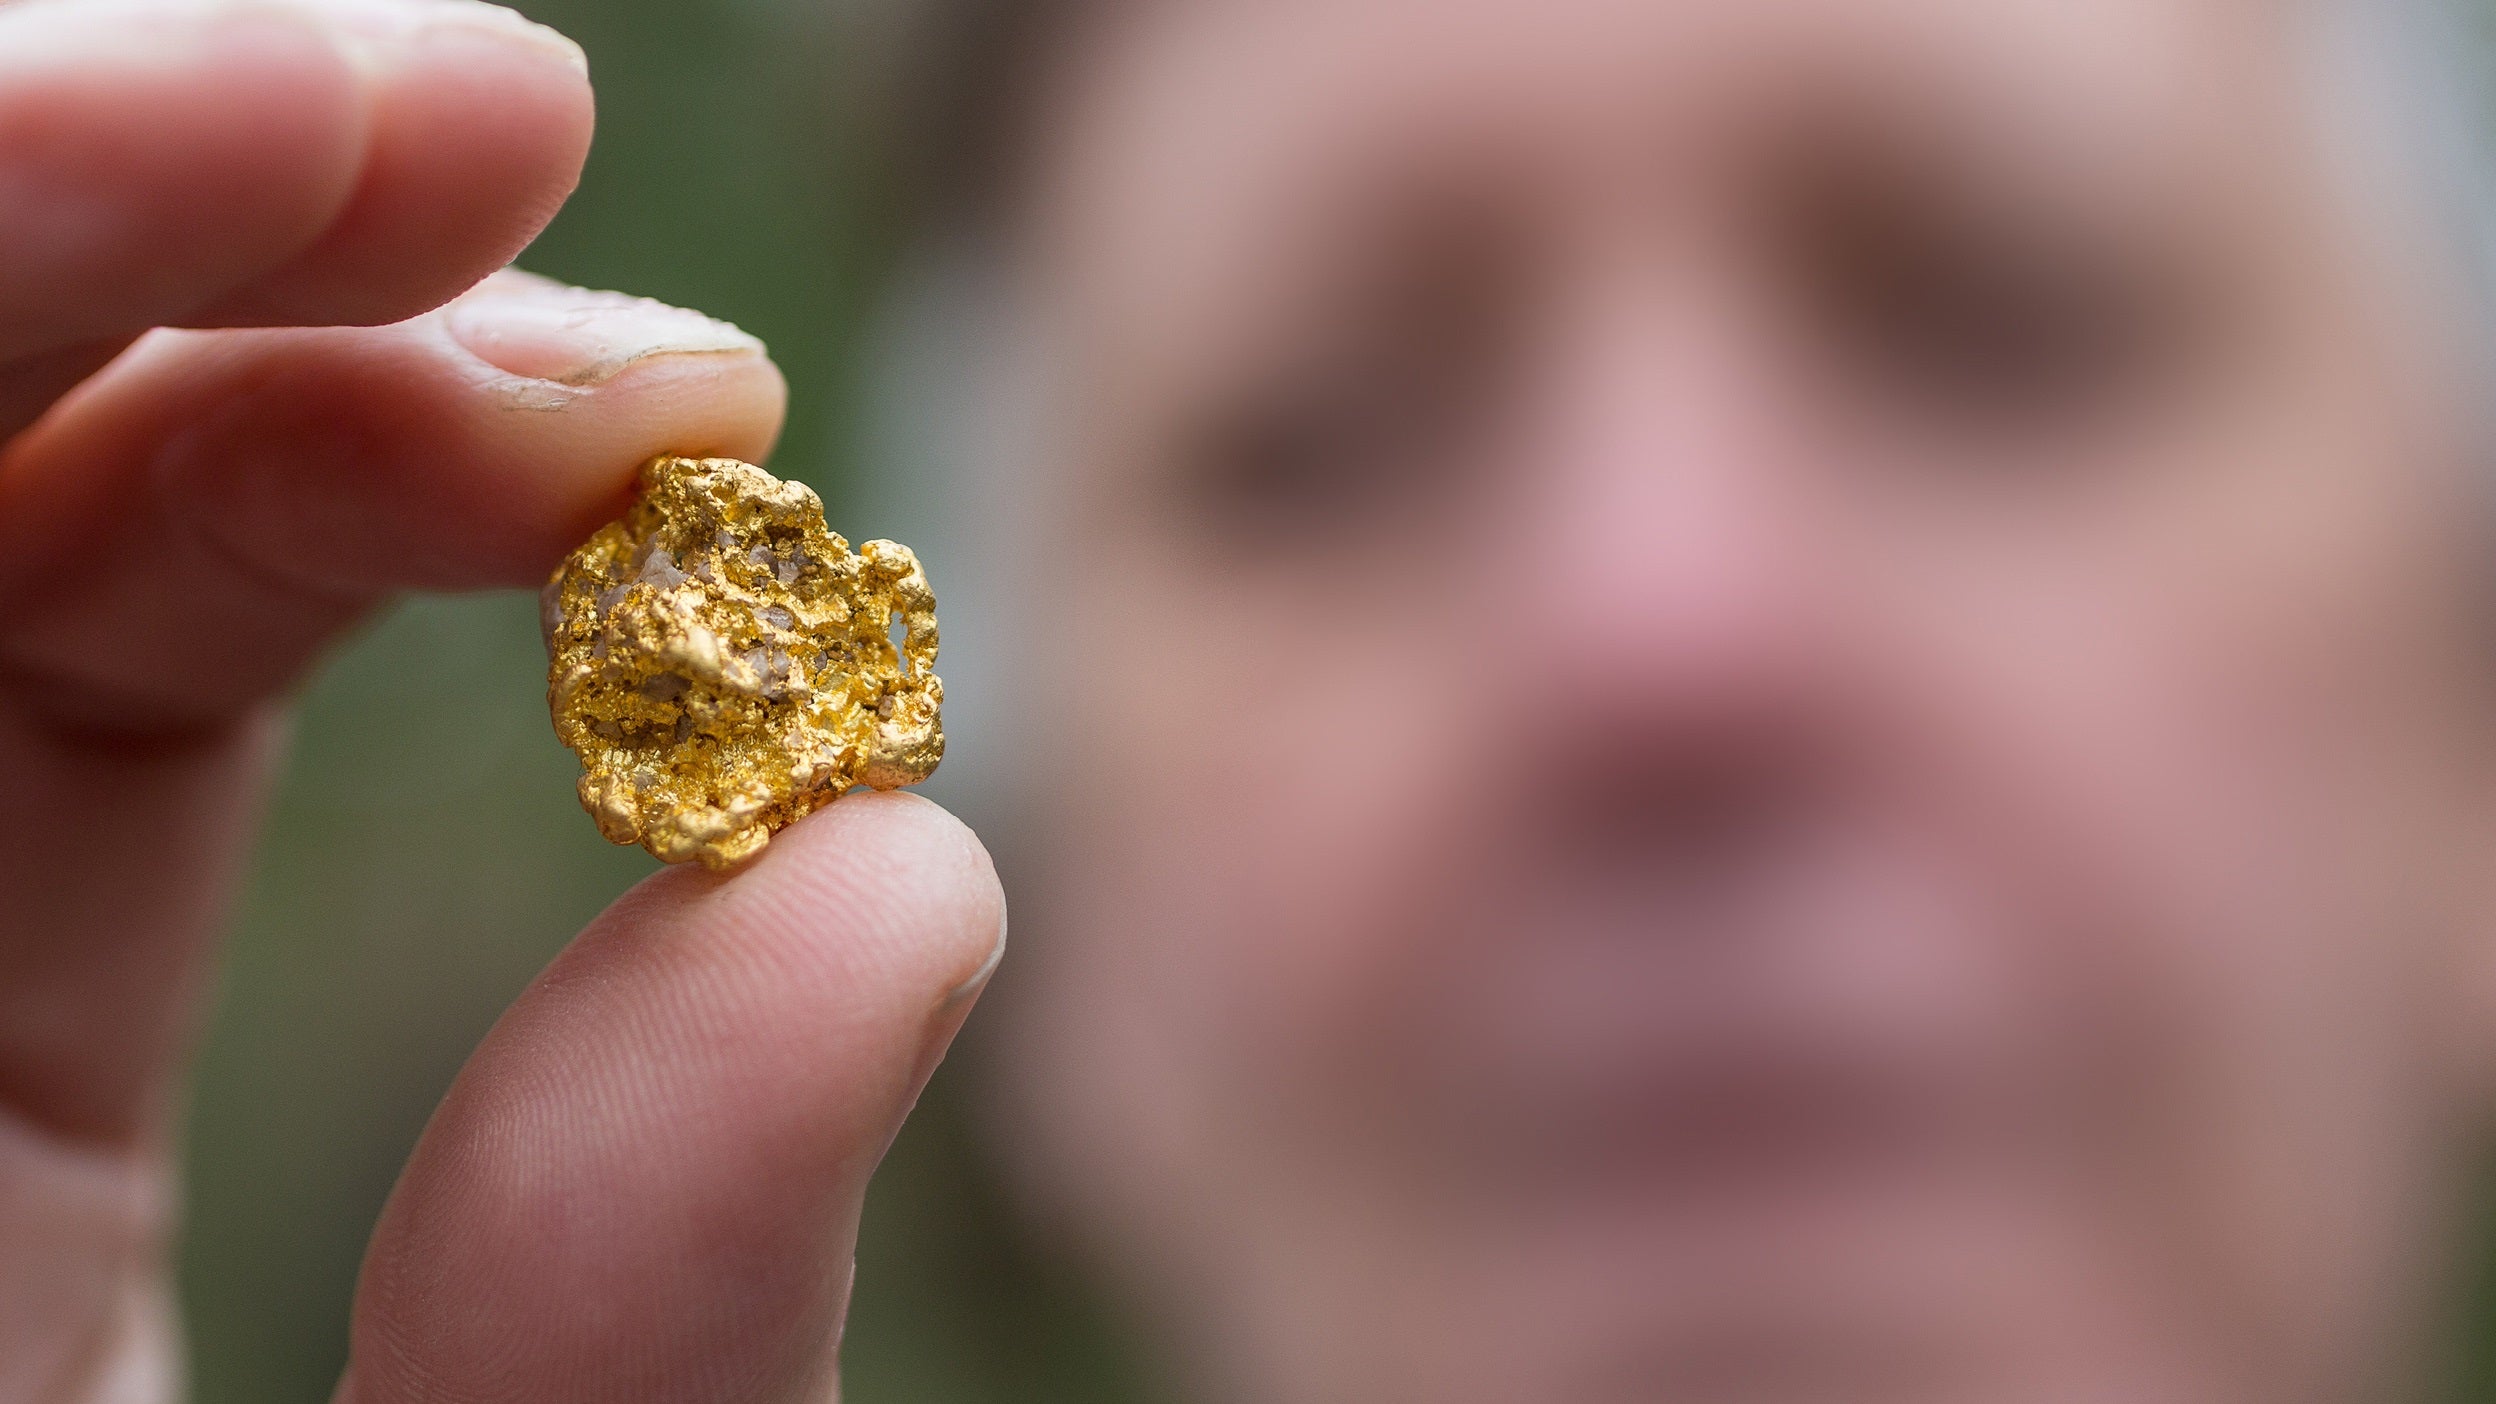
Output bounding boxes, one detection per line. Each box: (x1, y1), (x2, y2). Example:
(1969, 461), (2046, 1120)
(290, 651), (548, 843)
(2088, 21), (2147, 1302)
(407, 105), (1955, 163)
(544, 455), (943, 869)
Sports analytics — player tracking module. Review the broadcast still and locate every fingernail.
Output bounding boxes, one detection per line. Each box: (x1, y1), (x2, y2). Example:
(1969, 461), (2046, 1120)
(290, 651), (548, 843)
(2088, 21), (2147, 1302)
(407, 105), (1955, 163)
(946, 907), (1009, 1006)
(449, 276), (767, 387)
(909, 907), (1005, 1092)
(316, 0), (588, 76)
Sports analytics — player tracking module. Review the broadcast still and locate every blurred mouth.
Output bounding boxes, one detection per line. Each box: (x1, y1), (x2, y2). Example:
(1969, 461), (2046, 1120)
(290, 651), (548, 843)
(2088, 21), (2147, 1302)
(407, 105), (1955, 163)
(1387, 769), (2111, 1266)
(1486, 1037), (2025, 1211)
(1425, 802), (2090, 1234)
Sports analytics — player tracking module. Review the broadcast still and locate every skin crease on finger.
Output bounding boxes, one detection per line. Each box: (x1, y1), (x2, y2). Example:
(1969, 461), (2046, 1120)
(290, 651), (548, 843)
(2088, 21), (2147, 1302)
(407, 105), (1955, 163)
(984, 0), (2496, 1401)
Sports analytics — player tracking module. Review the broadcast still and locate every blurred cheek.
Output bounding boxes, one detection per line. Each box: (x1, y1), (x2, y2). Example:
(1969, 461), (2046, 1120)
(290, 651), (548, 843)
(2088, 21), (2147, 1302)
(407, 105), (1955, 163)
(1054, 551), (1480, 1091)
(1860, 264), (2482, 964)
(1852, 421), (2485, 1346)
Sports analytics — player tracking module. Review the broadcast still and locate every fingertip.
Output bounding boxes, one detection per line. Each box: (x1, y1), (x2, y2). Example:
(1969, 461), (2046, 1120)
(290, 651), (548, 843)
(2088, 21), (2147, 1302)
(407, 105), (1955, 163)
(766, 793), (1007, 993)
(646, 793), (1006, 1024)
(443, 315), (790, 581)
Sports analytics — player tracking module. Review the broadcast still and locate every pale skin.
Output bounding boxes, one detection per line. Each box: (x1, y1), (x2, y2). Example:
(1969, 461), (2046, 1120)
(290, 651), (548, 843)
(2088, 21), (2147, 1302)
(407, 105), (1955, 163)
(0, 2), (1003, 1400)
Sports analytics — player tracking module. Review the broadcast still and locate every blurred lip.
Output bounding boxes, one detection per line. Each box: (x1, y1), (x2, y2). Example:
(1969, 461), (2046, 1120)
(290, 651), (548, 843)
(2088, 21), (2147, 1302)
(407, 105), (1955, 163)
(1412, 802), (2080, 1225)
(1450, 1020), (2046, 1217)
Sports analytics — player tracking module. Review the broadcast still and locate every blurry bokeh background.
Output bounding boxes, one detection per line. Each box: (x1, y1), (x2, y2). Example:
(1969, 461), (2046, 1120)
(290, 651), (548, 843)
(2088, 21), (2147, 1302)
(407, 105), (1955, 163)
(161, 2), (2496, 1401)
(172, 2), (1142, 1399)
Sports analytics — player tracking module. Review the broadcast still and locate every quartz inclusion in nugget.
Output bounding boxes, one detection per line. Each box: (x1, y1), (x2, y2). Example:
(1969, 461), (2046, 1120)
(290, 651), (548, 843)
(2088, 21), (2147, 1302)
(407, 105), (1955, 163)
(545, 455), (943, 869)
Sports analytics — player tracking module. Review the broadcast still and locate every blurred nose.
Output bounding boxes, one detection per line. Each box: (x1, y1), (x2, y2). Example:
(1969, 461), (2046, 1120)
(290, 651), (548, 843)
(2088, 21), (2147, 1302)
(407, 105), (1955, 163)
(1506, 247), (1836, 747)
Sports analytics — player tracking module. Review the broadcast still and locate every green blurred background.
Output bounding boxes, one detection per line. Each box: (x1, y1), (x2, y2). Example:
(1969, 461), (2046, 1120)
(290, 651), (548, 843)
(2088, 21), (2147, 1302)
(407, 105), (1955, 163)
(174, 2), (1141, 1399)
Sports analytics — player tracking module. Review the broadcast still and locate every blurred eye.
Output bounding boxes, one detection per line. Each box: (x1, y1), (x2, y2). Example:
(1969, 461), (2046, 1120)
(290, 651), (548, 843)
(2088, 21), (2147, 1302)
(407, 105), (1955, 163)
(1800, 169), (2207, 430)
(1843, 240), (2182, 417)
(1177, 361), (1455, 541)
(1162, 201), (1517, 551)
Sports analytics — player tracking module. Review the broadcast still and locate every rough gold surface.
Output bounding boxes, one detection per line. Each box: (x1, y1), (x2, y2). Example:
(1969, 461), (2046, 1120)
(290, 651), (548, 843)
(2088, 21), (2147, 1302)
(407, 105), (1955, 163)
(544, 455), (943, 869)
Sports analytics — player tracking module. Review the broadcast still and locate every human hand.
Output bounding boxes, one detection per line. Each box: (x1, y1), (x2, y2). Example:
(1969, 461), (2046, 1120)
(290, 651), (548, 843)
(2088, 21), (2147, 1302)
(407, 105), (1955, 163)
(0, 3), (1006, 1398)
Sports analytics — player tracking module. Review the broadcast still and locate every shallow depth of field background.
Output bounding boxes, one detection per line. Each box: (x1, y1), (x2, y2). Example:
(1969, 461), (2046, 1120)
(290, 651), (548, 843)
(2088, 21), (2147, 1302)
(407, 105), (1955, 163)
(173, 2), (1143, 1399)
(164, 2), (2496, 1401)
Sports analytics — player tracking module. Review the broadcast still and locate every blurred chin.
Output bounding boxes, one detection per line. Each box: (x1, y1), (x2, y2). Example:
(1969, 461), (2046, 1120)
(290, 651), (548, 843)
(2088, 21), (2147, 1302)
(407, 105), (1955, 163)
(1414, 1186), (2213, 1404)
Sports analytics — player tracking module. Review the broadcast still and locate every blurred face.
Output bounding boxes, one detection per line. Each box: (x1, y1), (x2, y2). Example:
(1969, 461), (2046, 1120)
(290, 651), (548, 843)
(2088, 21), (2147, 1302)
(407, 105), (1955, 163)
(1001, 1), (2496, 1400)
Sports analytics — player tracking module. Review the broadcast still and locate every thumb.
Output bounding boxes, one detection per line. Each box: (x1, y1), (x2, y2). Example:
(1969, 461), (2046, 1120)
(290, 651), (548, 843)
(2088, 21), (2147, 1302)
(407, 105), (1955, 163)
(333, 793), (1006, 1404)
